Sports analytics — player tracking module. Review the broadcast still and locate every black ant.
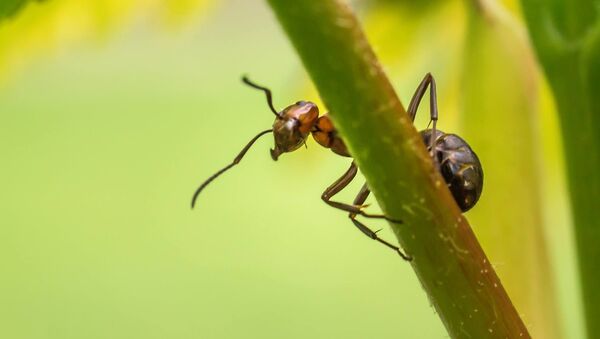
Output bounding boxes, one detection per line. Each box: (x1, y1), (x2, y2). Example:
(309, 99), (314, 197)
(191, 73), (483, 261)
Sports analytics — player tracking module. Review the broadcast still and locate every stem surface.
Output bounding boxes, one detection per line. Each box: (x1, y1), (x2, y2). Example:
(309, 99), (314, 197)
(266, 1), (530, 338)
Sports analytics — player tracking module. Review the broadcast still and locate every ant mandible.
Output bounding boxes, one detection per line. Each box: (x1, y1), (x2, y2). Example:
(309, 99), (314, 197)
(191, 73), (483, 261)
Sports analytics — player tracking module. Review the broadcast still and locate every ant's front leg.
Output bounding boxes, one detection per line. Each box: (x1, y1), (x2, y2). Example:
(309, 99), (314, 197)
(348, 183), (412, 261)
(321, 162), (399, 222)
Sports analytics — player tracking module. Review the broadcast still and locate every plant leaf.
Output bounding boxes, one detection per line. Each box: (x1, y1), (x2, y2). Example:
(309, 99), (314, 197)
(461, 3), (561, 338)
(521, 0), (600, 337)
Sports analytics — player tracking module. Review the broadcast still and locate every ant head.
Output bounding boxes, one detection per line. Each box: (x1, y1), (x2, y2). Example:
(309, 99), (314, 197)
(270, 101), (319, 160)
(191, 78), (321, 209)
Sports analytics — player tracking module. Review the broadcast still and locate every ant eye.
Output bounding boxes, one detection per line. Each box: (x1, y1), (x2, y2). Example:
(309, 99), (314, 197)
(296, 100), (306, 105)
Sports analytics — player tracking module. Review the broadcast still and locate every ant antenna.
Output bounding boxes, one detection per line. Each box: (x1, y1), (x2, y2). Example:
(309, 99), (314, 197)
(191, 129), (273, 209)
(242, 76), (281, 118)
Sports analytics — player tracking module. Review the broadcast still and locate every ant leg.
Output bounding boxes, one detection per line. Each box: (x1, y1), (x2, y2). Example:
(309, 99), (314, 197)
(241, 76), (281, 118)
(321, 162), (401, 223)
(349, 183), (412, 261)
(407, 73), (439, 156)
(191, 129), (273, 208)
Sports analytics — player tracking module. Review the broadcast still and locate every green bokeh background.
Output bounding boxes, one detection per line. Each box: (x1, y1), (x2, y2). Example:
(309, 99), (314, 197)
(0, 1), (450, 337)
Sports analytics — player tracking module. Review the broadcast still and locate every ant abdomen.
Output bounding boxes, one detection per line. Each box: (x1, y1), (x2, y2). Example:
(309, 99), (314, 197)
(421, 129), (484, 212)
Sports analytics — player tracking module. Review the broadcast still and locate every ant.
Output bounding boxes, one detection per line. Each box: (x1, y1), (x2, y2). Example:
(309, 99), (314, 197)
(191, 73), (483, 261)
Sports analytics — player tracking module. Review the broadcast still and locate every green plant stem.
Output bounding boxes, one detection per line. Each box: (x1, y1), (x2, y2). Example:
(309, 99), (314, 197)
(266, 1), (529, 338)
(520, 1), (600, 337)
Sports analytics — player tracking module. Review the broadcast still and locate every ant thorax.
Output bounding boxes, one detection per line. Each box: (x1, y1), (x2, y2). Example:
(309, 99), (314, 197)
(312, 114), (351, 157)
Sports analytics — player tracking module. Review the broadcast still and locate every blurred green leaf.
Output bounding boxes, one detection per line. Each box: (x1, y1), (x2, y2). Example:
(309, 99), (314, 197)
(461, 3), (561, 338)
(0, 0), (26, 19)
(520, 0), (600, 337)
(0, 0), (40, 20)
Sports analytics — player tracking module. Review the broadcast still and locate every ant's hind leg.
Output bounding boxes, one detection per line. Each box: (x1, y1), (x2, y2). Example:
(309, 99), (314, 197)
(321, 162), (400, 223)
(407, 73), (439, 156)
(349, 184), (412, 261)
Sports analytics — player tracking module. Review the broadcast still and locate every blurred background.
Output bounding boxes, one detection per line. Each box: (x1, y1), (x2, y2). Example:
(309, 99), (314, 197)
(0, 0), (585, 338)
